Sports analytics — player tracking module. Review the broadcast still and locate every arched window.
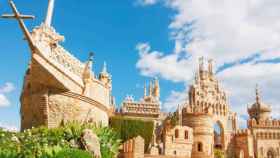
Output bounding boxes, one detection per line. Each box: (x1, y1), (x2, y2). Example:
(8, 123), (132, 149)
(175, 129), (179, 138)
(198, 142), (203, 152)
(185, 130), (189, 139)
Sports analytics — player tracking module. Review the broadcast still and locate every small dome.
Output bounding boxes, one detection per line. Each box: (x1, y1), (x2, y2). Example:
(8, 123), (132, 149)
(248, 85), (271, 121)
(249, 102), (271, 113)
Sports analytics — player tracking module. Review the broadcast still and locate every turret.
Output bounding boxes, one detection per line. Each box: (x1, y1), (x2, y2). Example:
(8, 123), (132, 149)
(144, 82), (147, 97)
(248, 85), (271, 122)
(149, 80), (153, 97)
(208, 59), (213, 75)
(99, 62), (111, 86)
(153, 77), (160, 100)
(83, 52), (94, 83)
(199, 57), (204, 72)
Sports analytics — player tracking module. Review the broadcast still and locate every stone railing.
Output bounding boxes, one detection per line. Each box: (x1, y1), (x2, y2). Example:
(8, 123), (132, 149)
(248, 119), (280, 128)
(32, 25), (86, 80)
(49, 45), (85, 78)
(122, 102), (160, 115)
(256, 131), (280, 139)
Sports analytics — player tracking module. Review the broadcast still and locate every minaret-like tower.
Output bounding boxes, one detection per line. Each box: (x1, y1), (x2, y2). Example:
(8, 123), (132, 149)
(153, 77), (160, 101)
(149, 80), (153, 97)
(144, 83), (147, 98)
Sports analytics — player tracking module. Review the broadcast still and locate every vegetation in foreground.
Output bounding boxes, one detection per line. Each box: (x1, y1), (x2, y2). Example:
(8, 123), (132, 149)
(0, 122), (121, 158)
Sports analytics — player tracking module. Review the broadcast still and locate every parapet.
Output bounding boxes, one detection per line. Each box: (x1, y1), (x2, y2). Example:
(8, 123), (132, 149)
(234, 129), (251, 136)
(248, 119), (280, 128)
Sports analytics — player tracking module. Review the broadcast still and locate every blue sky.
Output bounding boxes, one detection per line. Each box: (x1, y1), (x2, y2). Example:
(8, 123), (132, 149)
(1, 0), (280, 130)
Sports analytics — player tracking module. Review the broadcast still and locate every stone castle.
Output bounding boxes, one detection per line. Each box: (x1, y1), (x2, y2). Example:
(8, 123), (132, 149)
(3, 0), (280, 158)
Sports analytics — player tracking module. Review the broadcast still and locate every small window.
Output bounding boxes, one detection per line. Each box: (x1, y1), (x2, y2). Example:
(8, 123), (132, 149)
(175, 129), (179, 138)
(198, 142), (203, 152)
(185, 130), (189, 139)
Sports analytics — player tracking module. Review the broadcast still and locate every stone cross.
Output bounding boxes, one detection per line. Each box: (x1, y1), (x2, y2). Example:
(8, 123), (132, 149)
(1, 0), (35, 48)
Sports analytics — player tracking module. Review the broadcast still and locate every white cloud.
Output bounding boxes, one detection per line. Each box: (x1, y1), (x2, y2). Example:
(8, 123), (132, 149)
(0, 82), (15, 107)
(0, 122), (19, 132)
(0, 82), (15, 94)
(0, 94), (11, 107)
(136, 43), (196, 82)
(136, 0), (159, 6)
(162, 89), (187, 112)
(218, 62), (280, 119)
(135, 0), (280, 126)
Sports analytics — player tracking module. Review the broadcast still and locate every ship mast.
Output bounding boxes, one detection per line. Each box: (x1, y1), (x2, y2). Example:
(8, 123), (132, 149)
(45, 0), (55, 27)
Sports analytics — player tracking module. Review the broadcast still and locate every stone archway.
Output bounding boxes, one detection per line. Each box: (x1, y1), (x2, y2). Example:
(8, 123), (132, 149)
(267, 148), (276, 158)
(213, 120), (225, 150)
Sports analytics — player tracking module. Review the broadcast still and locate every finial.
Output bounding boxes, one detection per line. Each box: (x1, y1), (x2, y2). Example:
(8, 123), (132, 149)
(208, 59), (213, 74)
(45, 0), (55, 27)
(149, 80), (153, 97)
(256, 84), (260, 103)
(102, 61), (107, 73)
(199, 56), (204, 72)
(144, 82), (147, 97)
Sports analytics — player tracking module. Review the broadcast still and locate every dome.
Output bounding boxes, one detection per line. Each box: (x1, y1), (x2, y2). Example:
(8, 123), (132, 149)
(248, 86), (271, 121)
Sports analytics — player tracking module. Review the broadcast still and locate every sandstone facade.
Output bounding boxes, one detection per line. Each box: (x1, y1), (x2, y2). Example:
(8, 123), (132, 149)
(163, 125), (193, 157)
(19, 12), (114, 130)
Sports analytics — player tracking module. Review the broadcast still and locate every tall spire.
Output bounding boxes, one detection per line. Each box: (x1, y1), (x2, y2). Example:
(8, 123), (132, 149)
(45, 0), (55, 27)
(144, 82), (147, 97)
(208, 59), (213, 75)
(256, 84), (260, 104)
(102, 61), (107, 74)
(199, 57), (204, 72)
(149, 80), (153, 97)
(153, 77), (160, 100)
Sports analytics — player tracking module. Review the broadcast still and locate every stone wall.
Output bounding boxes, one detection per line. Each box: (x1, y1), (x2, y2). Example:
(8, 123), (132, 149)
(183, 113), (214, 158)
(163, 125), (193, 157)
(48, 91), (109, 128)
(121, 136), (145, 158)
(234, 129), (254, 158)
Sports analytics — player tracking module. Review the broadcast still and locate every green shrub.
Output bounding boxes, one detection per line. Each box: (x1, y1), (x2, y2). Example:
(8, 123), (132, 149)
(0, 123), (121, 158)
(110, 116), (154, 151)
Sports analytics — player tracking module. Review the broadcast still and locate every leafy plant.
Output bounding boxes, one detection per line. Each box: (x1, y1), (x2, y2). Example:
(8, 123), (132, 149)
(0, 123), (121, 158)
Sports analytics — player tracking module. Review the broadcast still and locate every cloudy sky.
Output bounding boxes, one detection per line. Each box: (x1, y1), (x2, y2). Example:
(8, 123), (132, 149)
(0, 0), (280, 130)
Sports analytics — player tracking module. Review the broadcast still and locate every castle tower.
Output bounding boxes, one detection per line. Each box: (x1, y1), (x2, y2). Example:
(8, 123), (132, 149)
(248, 85), (271, 122)
(184, 58), (237, 153)
(182, 108), (214, 158)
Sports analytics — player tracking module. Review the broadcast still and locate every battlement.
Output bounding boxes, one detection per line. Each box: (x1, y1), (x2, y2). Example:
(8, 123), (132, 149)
(248, 119), (280, 128)
(234, 129), (251, 136)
